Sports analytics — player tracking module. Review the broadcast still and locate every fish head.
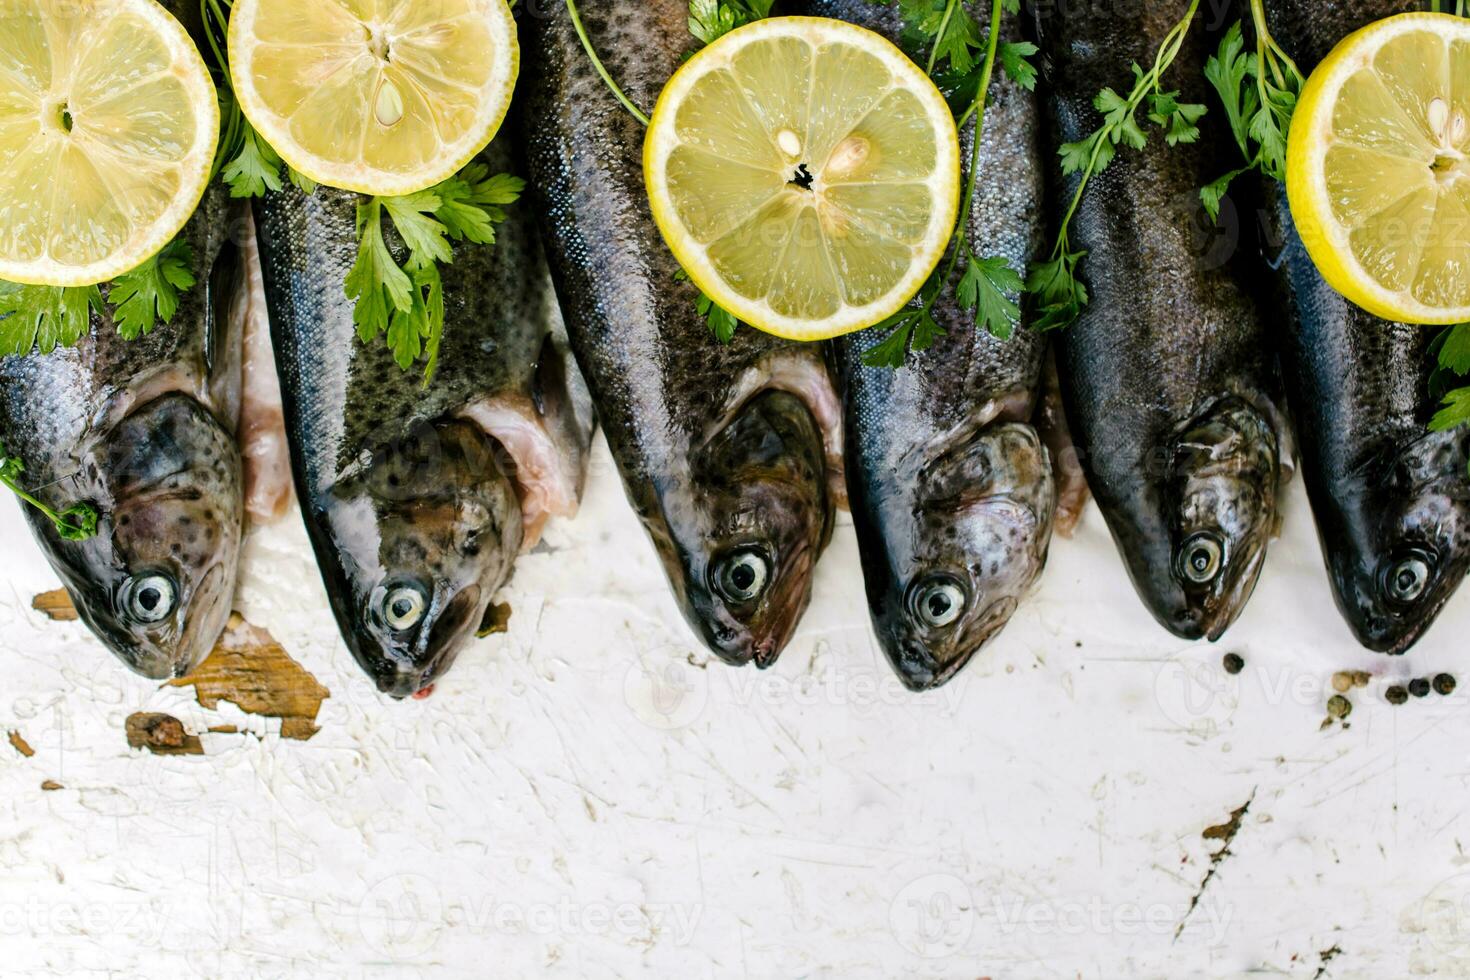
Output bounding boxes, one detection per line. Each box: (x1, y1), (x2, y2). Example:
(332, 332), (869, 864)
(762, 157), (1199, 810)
(319, 420), (521, 698)
(670, 389), (832, 668)
(1327, 430), (1470, 653)
(47, 394), (242, 679)
(865, 422), (1055, 691)
(1135, 396), (1279, 640)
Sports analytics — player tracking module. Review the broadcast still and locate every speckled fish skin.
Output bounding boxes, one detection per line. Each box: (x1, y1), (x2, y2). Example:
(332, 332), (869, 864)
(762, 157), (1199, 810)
(1032, 0), (1287, 640)
(255, 138), (592, 698)
(521, 0), (839, 668)
(0, 46), (243, 684)
(806, 0), (1053, 691)
(1260, 0), (1470, 653)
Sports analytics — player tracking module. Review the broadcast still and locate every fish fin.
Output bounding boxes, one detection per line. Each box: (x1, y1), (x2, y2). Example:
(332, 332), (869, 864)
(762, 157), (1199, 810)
(457, 386), (586, 551)
(1034, 348), (1090, 537)
(531, 330), (596, 498)
(205, 222), (245, 435)
(238, 221), (293, 525)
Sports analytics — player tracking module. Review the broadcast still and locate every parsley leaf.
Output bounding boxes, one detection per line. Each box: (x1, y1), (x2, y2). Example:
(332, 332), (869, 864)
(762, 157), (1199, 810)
(893, 0), (987, 75)
(1203, 22), (1255, 159)
(0, 283), (104, 356)
(1199, 16), (1304, 216)
(347, 166), (523, 382)
(999, 40), (1038, 91)
(862, 275), (946, 368)
(958, 254), (1022, 339)
(383, 191), (455, 267)
(1439, 322), (1470, 375)
(221, 123), (285, 198)
(675, 268), (739, 343)
(1025, 246), (1088, 333)
(862, 305), (945, 369)
(688, 0), (774, 46)
(109, 240), (196, 340)
(1430, 387), (1470, 433)
(1147, 89), (1207, 145)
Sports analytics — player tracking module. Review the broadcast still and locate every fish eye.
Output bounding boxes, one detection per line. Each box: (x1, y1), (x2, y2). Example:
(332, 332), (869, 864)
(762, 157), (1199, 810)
(380, 586), (428, 632)
(1383, 553), (1433, 605)
(712, 549), (770, 604)
(1176, 532), (1225, 585)
(120, 574), (177, 624)
(909, 575), (967, 629)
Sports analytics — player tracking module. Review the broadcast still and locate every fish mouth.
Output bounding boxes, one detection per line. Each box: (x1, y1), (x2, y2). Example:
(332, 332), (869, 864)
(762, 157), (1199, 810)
(368, 583), (486, 699)
(1327, 537), (1470, 656)
(698, 537), (819, 669)
(885, 594), (1020, 692)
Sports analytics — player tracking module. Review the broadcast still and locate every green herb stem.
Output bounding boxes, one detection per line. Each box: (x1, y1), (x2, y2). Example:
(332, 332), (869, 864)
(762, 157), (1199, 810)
(941, 0), (1004, 295)
(565, 0), (650, 126)
(863, 0), (1010, 364)
(1249, 0), (1300, 109)
(1066, 0), (1196, 240)
(0, 446), (98, 541)
(926, 0), (964, 76)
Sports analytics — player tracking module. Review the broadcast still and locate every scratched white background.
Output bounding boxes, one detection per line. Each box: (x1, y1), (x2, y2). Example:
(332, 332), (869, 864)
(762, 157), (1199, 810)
(2, 434), (1470, 979)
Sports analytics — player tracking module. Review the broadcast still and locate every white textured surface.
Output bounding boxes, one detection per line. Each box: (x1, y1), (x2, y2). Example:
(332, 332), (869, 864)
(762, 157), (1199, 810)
(3, 436), (1470, 979)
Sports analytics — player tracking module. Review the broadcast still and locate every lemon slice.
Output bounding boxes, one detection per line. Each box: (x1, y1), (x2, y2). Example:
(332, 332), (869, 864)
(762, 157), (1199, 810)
(228, 0), (518, 198)
(1287, 11), (1470, 325)
(0, 0), (219, 288)
(645, 17), (961, 341)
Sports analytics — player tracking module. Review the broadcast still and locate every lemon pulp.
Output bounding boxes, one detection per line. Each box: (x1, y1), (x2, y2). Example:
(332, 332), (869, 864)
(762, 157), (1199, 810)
(0, 0), (218, 287)
(1287, 12), (1470, 324)
(229, 0), (518, 197)
(645, 17), (961, 341)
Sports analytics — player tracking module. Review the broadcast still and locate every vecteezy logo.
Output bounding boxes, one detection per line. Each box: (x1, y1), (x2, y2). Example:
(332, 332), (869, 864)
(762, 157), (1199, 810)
(1152, 655), (1240, 732)
(889, 874), (974, 958)
(1413, 873), (1470, 960)
(623, 657), (708, 730)
(357, 874), (443, 959)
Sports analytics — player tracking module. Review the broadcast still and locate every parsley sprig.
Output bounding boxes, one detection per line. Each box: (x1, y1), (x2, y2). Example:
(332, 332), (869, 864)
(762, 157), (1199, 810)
(863, 0), (1036, 367)
(1028, 0), (1205, 333)
(0, 284), (104, 357)
(346, 166), (525, 381)
(110, 240), (197, 340)
(1429, 324), (1470, 441)
(689, 0), (774, 45)
(201, 0), (315, 198)
(0, 442), (98, 541)
(0, 242), (196, 358)
(1200, 2), (1305, 221)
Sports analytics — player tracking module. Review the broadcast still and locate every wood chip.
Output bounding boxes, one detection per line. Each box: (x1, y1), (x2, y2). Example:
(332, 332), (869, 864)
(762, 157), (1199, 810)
(8, 731), (34, 758)
(31, 589), (78, 621)
(166, 614), (328, 741)
(125, 713), (204, 756)
(477, 601), (513, 638)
